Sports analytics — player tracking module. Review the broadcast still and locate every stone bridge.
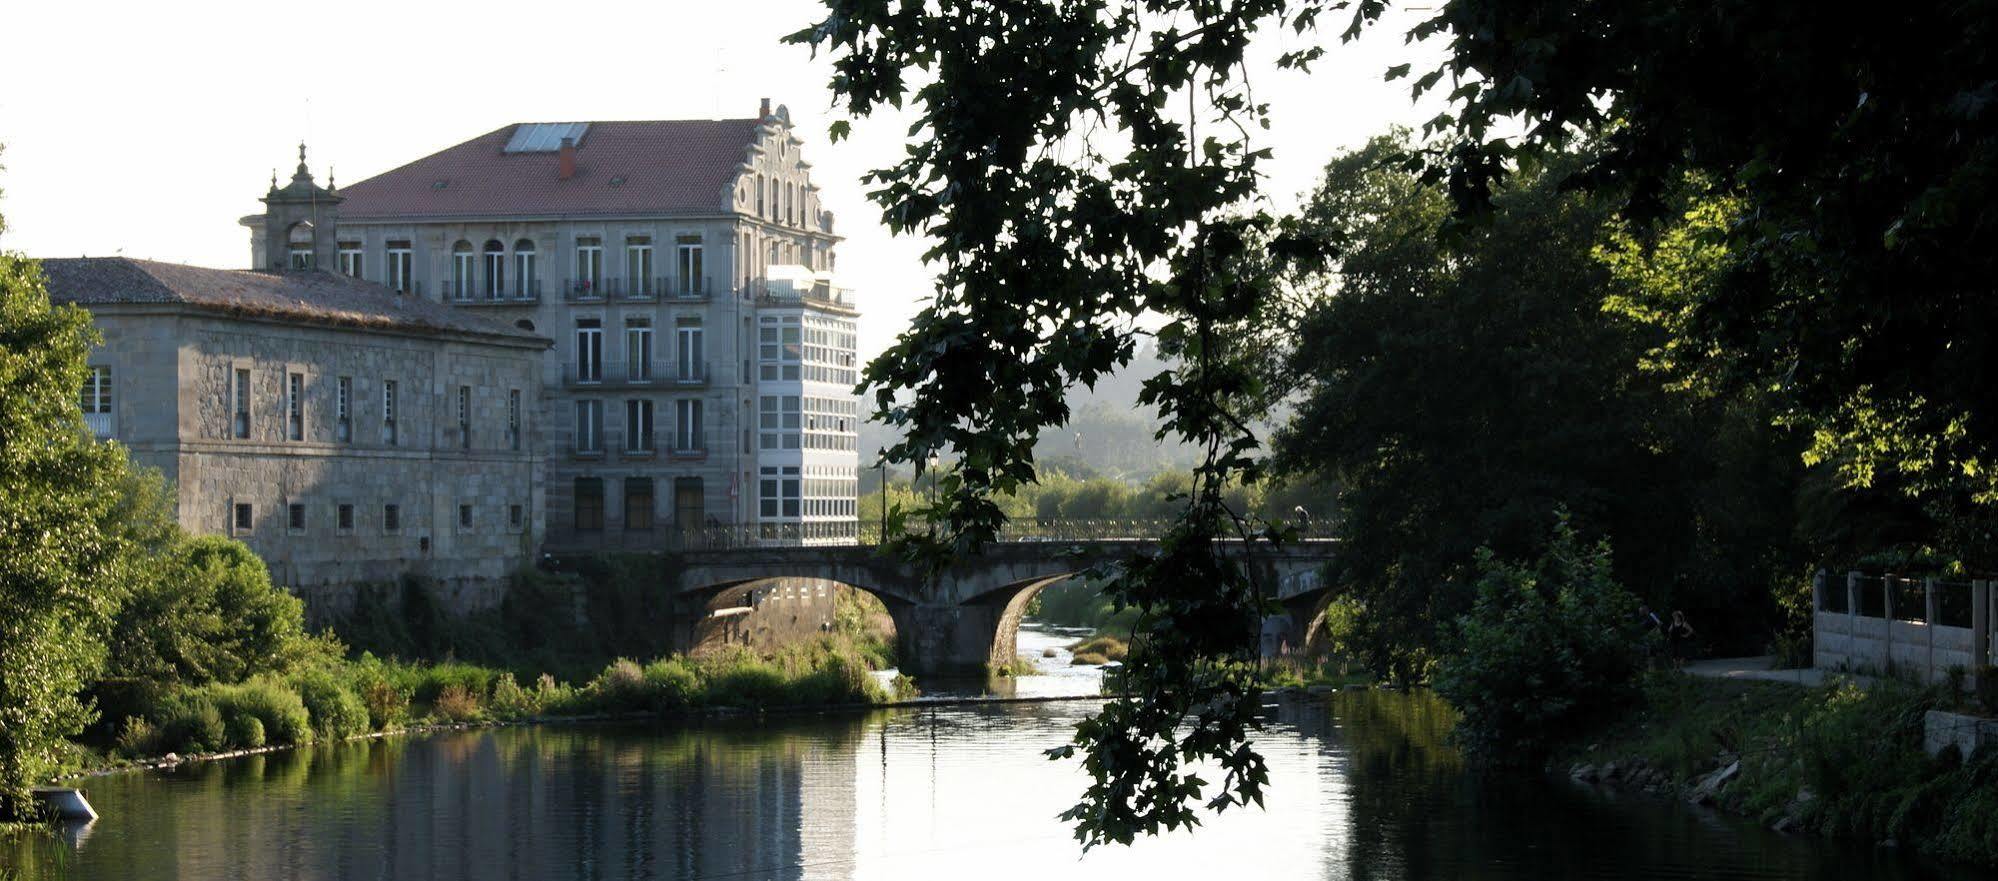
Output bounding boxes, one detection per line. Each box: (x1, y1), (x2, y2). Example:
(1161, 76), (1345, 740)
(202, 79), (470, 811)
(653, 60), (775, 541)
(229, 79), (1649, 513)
(669, 536), (1338, 673)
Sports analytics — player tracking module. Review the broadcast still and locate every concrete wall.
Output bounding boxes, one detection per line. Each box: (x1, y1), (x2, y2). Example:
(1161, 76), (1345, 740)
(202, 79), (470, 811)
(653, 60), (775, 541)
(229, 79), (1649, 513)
(1813, 573), (1995, 684)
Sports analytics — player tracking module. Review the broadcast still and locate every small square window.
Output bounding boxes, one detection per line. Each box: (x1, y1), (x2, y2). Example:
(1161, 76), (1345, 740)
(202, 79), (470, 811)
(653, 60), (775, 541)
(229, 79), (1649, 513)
(383, 504), (401, 533)
(287, 503), (306, 532)
(233, 502), (253, 533)
(337, 503), (355, 533)
(458, 504), (473, 529)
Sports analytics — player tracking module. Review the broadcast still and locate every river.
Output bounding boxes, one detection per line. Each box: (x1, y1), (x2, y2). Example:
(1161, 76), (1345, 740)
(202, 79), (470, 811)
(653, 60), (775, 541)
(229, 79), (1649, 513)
(1, 625), (1979, 880)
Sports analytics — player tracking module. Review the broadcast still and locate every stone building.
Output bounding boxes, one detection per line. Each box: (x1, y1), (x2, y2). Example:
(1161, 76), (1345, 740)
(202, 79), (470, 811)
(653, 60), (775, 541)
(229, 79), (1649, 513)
(262, 99), (863, 550)
(39, 232), (549, 609)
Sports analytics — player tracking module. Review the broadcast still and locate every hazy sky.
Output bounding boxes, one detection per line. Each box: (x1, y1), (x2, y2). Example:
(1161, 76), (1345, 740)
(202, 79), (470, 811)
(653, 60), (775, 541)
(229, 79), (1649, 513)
(0, 0), (1441, 359)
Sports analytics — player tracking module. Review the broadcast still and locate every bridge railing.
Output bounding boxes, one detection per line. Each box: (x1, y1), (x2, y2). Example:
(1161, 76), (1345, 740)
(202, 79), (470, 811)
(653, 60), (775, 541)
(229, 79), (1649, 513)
(545, 519), (1334, 553)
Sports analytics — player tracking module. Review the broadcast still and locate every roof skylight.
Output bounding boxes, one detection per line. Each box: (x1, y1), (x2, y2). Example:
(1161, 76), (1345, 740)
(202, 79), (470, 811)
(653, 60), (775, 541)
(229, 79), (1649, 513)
(503, 122), (590, 153)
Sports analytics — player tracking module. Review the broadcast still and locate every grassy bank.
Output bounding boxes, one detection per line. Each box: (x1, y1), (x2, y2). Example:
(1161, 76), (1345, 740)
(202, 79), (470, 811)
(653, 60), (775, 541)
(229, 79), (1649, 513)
(86, 632), (908, 767)
(1561, 673), (1998, 866)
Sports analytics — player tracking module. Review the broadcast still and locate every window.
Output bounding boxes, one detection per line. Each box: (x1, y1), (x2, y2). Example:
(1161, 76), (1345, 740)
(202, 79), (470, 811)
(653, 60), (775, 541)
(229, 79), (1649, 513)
(626, 399), (654, 452)
(756, 174), (766, 216)
(451, 241), (475, 300)
(758, 317), (801, 381)
(757, 467), (800, 519)
(575, 237), (603, 294)
(232, 368), (251, 438)
(624, 478), (654, 530)
(385, 241), (413, 293)
(782, 467), (801, 518)
(482, 240), (505, 300)
(459, 503), (473, 529)
(513, 239), (537, 298)
(508, 504), (523, 531)
(625, 236), (654, 295)
(575, 319), (603, 383)
(675, 317), (704, 381)
(287, 223), (314, 270)
(759, 468), (778, 518)
(507, 389), (521, 451)
(456, 385), (471, 448)
(574, 478), (604, 531)
(675, 399), (703, 451)
(288, 503), (306, 532)
(757, 395), (801, 450)
(625, 317), (653, 382)
(383, 503), (400, 533)
(337, 503), (355, 533)
(338, 242), (363, 277)
(80, 365), (112, 437)
(575, 399), (603, 452)
(382, 380), (399, 446)
(233, 502), (254, 533)
(286, 372), (304, 441)
(334, 376), (352, 442)
(676, 235), (704, 294)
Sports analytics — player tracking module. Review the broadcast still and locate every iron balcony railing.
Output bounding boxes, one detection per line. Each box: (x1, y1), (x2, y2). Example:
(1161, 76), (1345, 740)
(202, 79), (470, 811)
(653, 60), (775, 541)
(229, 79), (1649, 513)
(562, 361), (711, 388)
(753, 279), (855, 310)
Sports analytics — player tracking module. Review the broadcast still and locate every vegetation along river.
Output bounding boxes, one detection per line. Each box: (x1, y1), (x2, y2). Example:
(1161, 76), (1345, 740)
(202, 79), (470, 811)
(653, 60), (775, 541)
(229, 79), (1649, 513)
(2, 627), (1981, 880)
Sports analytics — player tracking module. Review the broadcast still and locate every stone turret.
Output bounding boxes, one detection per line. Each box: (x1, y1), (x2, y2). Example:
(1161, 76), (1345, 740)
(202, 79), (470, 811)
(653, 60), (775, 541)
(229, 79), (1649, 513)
(254, 143), (343, 272)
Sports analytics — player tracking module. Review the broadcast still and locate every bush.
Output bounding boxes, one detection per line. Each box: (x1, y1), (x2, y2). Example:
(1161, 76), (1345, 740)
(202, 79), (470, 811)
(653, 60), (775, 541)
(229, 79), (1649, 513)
(223, 713), (266, 750)
(641, 659), (702, 711)
(151, 693), (227, 754)
(432, 685), (483, 722)
(291, 671), (369, 740)
(105, 534), (320, 685)
(1433, 514), (1648, 763)
(114, 717), (161, 758)
(487, 673), (537, 719)
(209, 678), (313, 746)
(351, 667), (410, 731)
(1070, 635), (1128, 662)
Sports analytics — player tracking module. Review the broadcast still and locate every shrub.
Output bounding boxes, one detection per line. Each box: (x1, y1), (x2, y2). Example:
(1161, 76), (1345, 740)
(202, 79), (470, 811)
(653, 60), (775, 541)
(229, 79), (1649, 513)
(209, 678), (313, 746)
(114, 717), (161, 758)
(1070, 635), (1128, 662)
(432, 685), (483, 722)
(106, 534), (320, 685)
(1433, 514), (1647, 763)
(412, 663), (495, 704)
(641, 659), (702, 711)
(291, 671), (369, 740)
(1071, 651), (1110, 666)
(151, 693), (227, 754)
(487, 673), (536, 719)
(351, 668), (410, 731)
(223, 713), (266, 750)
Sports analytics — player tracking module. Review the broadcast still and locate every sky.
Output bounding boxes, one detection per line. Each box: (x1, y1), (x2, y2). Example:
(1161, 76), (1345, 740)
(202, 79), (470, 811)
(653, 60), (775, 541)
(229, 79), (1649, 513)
(0, 0), (1443, 360)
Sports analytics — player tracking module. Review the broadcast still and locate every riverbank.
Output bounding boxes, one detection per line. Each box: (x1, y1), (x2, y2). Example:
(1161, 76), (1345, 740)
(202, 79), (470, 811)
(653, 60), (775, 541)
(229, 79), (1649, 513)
(61, 633), (912, 786)
(1555, 670), (1998, 867)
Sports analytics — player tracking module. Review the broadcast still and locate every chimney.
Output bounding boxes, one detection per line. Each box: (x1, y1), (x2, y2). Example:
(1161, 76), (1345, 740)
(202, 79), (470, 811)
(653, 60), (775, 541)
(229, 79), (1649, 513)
(759, 97), (771, 119)
(558, 137), (576, 180)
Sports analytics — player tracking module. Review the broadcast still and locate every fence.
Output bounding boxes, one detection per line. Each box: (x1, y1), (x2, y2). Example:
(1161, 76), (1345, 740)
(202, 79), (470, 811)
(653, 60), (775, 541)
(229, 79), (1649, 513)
(1814, 571), (1997, 684)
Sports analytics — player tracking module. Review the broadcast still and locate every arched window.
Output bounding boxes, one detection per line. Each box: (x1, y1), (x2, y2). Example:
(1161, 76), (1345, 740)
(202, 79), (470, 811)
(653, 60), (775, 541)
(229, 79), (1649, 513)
(451, 241), (474, 301)
(482, 240), (505, 300)
(286, 222), (315, 270)
(513, 239), (537, 299)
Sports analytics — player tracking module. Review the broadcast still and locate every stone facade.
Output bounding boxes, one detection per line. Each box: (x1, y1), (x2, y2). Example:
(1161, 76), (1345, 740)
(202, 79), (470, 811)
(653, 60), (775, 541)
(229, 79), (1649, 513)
(43, 259), (549, 609)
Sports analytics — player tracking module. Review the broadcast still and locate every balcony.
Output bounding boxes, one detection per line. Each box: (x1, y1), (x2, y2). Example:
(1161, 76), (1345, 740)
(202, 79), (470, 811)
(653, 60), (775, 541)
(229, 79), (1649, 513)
(620, 430), (657, 459)
(753, 277), (854, 312)
(562, 361), (711, 389)
(449, 277), (542, 306)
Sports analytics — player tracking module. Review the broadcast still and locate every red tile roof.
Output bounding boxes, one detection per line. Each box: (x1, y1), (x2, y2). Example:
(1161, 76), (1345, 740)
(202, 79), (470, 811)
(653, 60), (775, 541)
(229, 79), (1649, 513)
(335, 120), (764, 221)
(39, 258), (546, 344)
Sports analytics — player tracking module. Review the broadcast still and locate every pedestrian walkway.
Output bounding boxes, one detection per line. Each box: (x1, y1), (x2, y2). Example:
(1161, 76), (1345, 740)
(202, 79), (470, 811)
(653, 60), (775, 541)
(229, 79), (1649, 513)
(1681, 656), (1878, 688)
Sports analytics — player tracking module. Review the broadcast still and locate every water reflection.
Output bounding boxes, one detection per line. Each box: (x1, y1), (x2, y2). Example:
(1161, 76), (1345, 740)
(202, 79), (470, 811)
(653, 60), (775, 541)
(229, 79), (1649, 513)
(1, 692), (1979, 880)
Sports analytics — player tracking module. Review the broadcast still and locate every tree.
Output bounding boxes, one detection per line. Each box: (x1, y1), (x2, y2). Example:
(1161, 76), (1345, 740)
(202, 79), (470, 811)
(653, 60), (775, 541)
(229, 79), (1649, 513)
(1397, 0), (1998, 548)
(1273, 134), (1804, 679)
(0, 249), (135, 814)
(791, 0), (1330, 847)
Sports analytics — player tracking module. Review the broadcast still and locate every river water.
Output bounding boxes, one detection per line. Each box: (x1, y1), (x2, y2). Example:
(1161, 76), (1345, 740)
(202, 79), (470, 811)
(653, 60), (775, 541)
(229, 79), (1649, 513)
(2, 626), (1980, 880)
